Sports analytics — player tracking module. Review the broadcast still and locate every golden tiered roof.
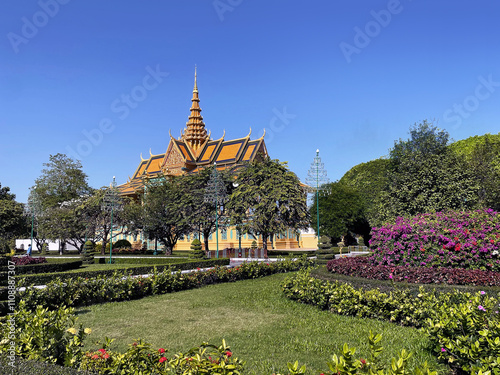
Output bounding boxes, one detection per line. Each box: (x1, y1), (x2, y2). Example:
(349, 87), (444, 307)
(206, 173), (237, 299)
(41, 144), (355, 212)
(119, 68), (268, 197)
(181, 66), (209, 153)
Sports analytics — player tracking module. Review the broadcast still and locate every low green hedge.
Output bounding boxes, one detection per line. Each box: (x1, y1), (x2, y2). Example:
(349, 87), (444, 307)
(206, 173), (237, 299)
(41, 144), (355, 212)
(1, 260), (82, 276)
(267, 250), (316, 257)
(17, 257), (312, 312)
(16, 259), (230, 287)
(95, 257), (195, 265)
(282, 269), (500, 374)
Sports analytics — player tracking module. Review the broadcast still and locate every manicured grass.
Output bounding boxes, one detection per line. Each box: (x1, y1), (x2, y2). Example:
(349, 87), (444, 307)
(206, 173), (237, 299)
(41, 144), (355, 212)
(75, 273), (450, 375)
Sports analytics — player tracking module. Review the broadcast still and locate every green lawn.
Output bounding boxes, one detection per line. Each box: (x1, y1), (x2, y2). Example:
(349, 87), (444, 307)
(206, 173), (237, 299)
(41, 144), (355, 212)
(75, 273), (450, 375)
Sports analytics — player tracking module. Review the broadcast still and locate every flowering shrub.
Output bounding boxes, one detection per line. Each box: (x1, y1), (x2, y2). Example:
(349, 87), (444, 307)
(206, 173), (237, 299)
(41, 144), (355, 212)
(326, 256), (500, 286)
(11, 256), (47, 266)
(281, 270), (500, 373)
(18, 257), (313, 312)
(369, 209), (500, 271)
(80, 339), (244, 374)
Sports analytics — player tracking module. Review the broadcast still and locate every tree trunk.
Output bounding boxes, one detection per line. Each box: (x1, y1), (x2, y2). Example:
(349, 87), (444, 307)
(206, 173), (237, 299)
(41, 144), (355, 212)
(262, 233), (268, 251)
(164, 245), (173, 256)
(203, 231), (210, 252)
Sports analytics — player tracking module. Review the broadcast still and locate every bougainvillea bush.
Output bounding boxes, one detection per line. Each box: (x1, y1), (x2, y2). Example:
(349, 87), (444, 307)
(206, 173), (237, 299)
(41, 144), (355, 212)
(11, 256), (47, 266)
(327, 256), (500, 286)
(369, 208), (500, 271)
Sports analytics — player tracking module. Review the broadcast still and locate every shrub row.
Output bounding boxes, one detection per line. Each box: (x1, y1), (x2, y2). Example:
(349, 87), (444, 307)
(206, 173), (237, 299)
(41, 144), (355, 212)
(0, 261), (84, 287)
(369, 208), (500, 271)
(282, 270), (500, 373)
(95, 257), (193, 265)
(326, 256), (500, 286)
(17, 257), (313, 312)
(16, 259), (229, 287)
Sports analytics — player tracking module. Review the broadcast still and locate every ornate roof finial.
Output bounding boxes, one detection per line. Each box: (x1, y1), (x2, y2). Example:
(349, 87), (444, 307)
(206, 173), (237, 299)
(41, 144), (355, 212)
(194, 65), (198, 93)
(181, 66), (209, 152)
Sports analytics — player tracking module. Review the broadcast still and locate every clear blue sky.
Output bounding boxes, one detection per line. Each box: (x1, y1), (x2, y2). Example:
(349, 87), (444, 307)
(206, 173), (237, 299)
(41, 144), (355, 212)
(1, 0), (500, 203)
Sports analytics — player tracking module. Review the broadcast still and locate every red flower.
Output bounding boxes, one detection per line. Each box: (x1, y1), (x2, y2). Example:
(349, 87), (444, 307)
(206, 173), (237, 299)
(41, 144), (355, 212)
(104, 354), (110, 359)
(158, 348), (166, 354)
(491, 239), (495, 244)
(420, 248), (425, 252)
(91, 354), (99, 360)
(473, 241), (477, 246)
(159, 356), (167, 363)
(98, 348), (106, 354)
(360, 358), (366, 365)
(226, 350), (232, 357)
(455, 244), (461, 251)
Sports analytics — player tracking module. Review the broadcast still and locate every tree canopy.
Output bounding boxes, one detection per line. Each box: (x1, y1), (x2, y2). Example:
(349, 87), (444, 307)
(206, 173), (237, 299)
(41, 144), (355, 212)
(310, 181), (369, 245)
(0, 183), (27, 252)
(227, 157), (309, 250)
(372, 121), (479, 225)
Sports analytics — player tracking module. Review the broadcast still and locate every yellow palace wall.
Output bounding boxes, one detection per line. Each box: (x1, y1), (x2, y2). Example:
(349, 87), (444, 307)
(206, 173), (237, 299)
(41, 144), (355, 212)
(116, 227), (317, 251)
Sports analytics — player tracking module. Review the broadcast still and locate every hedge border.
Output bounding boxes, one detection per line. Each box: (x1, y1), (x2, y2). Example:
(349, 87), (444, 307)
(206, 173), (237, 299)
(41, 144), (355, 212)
(16, 258), (230, 286)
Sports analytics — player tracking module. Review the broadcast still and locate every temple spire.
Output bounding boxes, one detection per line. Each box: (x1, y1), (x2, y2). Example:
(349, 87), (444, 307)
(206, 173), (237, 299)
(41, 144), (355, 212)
(182, 66), (208, 151)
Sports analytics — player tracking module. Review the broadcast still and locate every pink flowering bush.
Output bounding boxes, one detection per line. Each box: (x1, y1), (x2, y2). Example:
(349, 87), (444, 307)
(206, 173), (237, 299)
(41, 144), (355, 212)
(12, 256), (47, 266)
(369, 208), (500, 271)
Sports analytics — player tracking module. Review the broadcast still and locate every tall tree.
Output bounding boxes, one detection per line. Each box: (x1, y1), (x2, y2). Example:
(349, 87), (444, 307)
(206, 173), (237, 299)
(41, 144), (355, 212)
(339, 158), (389, 227)
(373, 121), (479, 225)
(79, 187), (128, 255)
(227, 157), (310, 250)
(142, 176), (193, 255)
(181, 167), (234, 251)
(466, 134), (500, 210)
(0, 183), (28, 252)
(310, 181), (369, 245)
(30, 154), (92, 252)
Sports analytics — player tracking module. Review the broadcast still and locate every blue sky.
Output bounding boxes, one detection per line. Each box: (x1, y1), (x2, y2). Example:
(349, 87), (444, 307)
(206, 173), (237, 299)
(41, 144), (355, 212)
(1, 0), (500, 203)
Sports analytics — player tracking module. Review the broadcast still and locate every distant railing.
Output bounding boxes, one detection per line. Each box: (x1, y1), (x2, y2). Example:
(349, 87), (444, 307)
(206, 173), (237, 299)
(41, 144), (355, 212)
(347, 245), (368, 252)
(206, 248), (266, 259)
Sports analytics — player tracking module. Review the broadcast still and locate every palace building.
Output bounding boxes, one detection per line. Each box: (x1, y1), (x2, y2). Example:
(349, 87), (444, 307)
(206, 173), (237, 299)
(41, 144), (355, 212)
(118, 69), (314, 251)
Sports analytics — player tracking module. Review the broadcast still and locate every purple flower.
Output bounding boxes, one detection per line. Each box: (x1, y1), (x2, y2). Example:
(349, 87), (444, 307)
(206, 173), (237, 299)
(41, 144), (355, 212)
(478, 305), (486, 311)
(441, 348), (446, 352)
(480, 291), (486, 295)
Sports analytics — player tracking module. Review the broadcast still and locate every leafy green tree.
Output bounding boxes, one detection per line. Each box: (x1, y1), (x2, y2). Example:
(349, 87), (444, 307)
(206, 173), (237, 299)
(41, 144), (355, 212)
(469, 135), (500, 210)
(181, 168), (234, 252)
(227, 157), (309, 250)
(450, 133), (500, 211)
(78, 187), (129, 255)
(0, 183), (28, 252)
(310, 181), (369, 245)
(373, 121), (479, 225)
(339, 158), (389, 227)
(141, 176), (193, 255)
(30, 154), (93, 253)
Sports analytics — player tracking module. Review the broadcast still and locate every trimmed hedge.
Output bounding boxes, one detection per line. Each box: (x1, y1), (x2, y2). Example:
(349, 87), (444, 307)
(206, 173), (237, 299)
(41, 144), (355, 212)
(327, 256), (500, 286)
(17, 257), (313, 312)
(267, 250), (316, 257)
(5, 260), (83, 276)
(95, 257), (193, 265)
(16, 259), (230, 287)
